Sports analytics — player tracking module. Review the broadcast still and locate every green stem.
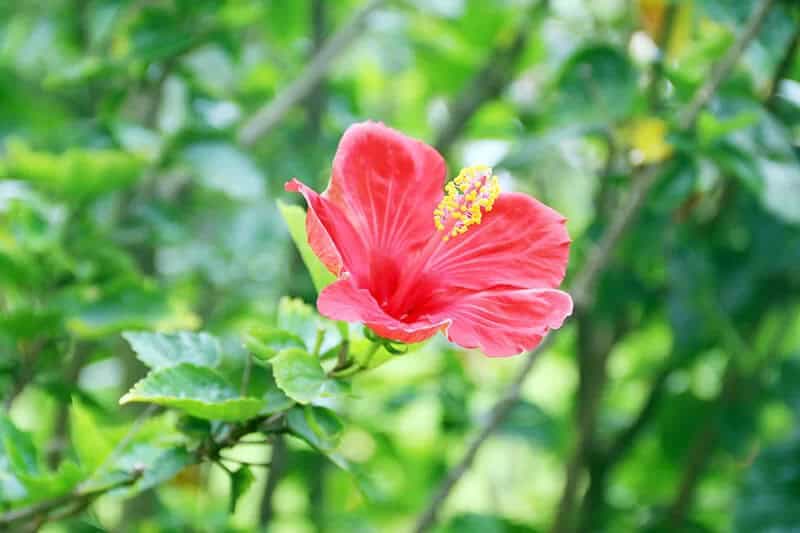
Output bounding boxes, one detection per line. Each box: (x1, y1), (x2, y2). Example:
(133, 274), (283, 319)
(330, 342), (382, 378)
(312, 328), (326, 356)
(360, 342), (381, 368)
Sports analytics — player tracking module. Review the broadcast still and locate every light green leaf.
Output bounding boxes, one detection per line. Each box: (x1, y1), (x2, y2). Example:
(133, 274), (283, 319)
(258, 374), (295, 415)
(120, 363), (265, 421)
(277, 297), (342, 354)
(18, 461), (83, 501)
(183, 142), (265, 200)
(68, 282), (172, 339)
(122, 331), (221, 370)
(101, 445), (194, 497)
(69, 401), (115, 473)
(126, 447), (193, 496)
(277, 200), (336, 293)
(4, 139), (143, 201)
(243, 325), (306, 361)
(271, 348), (343, 405)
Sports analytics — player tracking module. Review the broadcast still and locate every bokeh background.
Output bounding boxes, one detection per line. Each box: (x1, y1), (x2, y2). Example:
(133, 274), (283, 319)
(2, 0), (800, 531)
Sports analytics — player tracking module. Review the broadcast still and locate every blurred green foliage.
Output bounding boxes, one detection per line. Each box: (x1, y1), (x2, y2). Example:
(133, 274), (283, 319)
(1, 0), (799, 532)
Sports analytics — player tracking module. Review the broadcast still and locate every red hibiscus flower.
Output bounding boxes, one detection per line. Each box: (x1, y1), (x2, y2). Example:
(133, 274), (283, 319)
(286, 122), (572, 357)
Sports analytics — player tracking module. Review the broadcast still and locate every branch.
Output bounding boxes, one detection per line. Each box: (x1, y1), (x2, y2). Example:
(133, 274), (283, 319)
(605, 360), (674, 466)
(549, 317), (622, 533)
(677, 0), (776, 130)
(0, 471), (141, 529)
(237, 0), (385, 146)
(573, 359), (676, 532)
(1, 412), (285, 530)
(667, 304), (796, 526)
(667, 365), (737, 528)
(569, 163), (661, 312)
(3, 338), (45, 410)
(412, 335), (555, 533)
(646, 0), (678, 108)
(260, 435), (287, 526)
(411, 1), (776, 529)
(306, 0), (328, 137)
(433, 1), (545, 155)
(48, 343), (88, 468)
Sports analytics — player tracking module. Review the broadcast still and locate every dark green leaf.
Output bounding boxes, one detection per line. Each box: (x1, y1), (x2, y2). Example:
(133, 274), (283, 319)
(228, 465), (255, 514)
(552, 45), (637, 125)
(122, 331), (222, 370)
(120, 363), (265, 421)
(287, 405), (343, 454)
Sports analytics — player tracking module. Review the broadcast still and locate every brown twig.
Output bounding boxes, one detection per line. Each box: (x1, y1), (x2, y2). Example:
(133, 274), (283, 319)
(667, 303), (796, 528)
(549, 316), (622, 533)
(48, 343), (88, 468)
(3, 411), (285, 530)
(260, 435), (288, 526)
(238, 0), (385, 146)
(646, 0), (678, 109)
(677, 0), (776, 130)
(4, 338), (45, 410)
(306, 0), (328, 137)
(411, 335), (554, 533)
(411, 1), (776, 529)
(433, 1), (546, 155)
(667, 364), (737, 528)
(0, 470), (141, 529)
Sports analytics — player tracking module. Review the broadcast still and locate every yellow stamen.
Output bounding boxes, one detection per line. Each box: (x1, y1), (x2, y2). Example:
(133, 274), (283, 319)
(433, 165), (500, 241)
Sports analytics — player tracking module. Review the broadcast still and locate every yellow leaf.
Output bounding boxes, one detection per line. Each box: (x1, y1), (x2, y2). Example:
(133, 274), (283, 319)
(625, 117), (673, 164)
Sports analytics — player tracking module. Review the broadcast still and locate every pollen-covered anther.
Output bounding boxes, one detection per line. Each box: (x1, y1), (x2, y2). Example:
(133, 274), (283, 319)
(433, 165), (500, 241)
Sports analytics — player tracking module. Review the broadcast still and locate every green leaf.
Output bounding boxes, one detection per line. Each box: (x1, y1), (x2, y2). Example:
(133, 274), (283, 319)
(552, 44), (637, 126)
(18, 461), (83, 501)
(734, 431), (800, 532)
(4, 139), (143, 201)
(0, 415), (39, 477)
(271, 348), (343, 405)
(122, 331), (222, 370)
(286, 405), (343, 455)
(243, 325), (306, 361)
(228, 465), (255, 514)
(119, 446), (194, 496)
(442, 513), (537, 533)
(277, 297), (342, 354)
(0, 415), (37, 503)
(120, 363), (265, 421)
(277, 200), (336, 293)
(497, 401), (559, 449)
(697, 110), (760, 145)
(257, 374), (295, 415)
(183, 142), (265, 200)
(69, 401), (115, 473)
(68, 282), (172, 339)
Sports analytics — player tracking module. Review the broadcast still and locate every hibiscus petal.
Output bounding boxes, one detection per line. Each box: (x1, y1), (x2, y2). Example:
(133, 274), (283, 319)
(318, 279), (449, 344)
(285, 178), (369, 280)
(427, 192), (571, 291)
(438, 288), (573, 357)
(328, 121), (447, 256)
